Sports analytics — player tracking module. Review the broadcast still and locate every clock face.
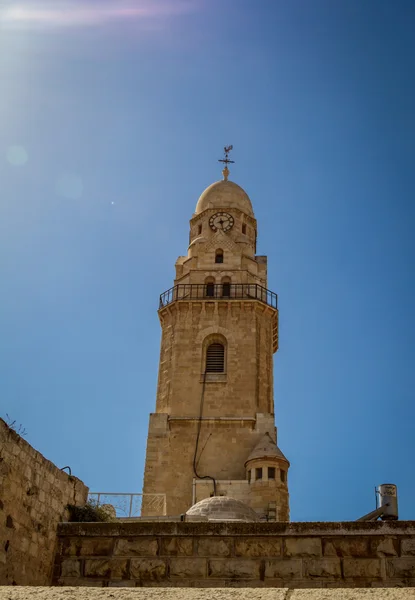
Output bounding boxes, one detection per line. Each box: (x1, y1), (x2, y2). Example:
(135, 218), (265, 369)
(209, 212), (234, 232)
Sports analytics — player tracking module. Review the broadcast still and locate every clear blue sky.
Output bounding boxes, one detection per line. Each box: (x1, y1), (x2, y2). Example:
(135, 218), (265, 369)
(1, 0), (414, 522)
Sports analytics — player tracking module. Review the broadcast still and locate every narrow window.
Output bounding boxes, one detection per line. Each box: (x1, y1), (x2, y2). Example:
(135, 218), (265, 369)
(206, 343), (225, 373)
(268, 467), (276, 480)
(205, 282), (214, 297)
(255, 467), (263, 480)
(247, 470), (251, 483)
(242, 223), (247, 234)
(198, 224), (202, 235)
(215, 250), (224, 264)
(222, 282), (230, 297)
(280, 470), (286, 483)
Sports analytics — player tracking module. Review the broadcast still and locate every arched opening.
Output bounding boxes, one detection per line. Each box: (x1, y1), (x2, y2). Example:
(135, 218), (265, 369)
(205, 277), (215, 298)
(242, 223), (247, 234)
(201, 332), (228, 378)
(215, 249), (224, 264)
(206, 343), (225, 372)
(221, 276), (231, 298)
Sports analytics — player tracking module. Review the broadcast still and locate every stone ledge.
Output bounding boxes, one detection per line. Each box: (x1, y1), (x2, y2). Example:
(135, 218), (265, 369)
(2, 587), (415, 599)
(57, 521), (415, 538)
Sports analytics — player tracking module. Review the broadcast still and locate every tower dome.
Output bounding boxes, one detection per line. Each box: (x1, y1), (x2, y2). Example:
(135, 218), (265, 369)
(186, 496), (259, 522)
(195, 180), (254, 217)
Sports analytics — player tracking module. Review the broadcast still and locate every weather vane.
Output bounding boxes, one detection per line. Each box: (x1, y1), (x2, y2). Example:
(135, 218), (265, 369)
(218, 145), (234, 181)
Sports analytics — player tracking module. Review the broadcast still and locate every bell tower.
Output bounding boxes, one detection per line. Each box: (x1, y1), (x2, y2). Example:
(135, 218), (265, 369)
(142, 149), (290, 521)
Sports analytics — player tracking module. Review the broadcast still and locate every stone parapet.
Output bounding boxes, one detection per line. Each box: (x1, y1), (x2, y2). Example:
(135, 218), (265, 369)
(0, 418), (88, 586)
(53, 520), (415, 588)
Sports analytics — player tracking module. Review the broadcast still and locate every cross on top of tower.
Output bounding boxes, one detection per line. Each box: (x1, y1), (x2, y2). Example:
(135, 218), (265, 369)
(218, 145), (234, 181)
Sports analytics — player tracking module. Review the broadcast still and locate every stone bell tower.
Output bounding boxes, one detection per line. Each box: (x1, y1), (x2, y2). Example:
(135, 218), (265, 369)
(142, 149), (290, 521)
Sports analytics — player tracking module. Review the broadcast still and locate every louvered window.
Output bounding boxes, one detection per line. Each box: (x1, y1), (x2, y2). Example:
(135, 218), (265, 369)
(206, 343), (225, 373)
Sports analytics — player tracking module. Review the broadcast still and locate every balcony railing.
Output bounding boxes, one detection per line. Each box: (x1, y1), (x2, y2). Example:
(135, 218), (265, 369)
(159, 284), (278, 310)
(88, 493), (166, 518)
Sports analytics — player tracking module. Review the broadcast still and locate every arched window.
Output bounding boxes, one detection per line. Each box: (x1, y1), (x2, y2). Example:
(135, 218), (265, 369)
(221, 277), (231, 298)
(215, 249), (224, 264)
(205, 277), (215, 297)
(206, 343), (225, 373)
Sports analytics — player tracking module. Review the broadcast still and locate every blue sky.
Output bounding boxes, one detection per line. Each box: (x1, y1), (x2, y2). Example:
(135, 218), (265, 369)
(1, 0), (414, 522)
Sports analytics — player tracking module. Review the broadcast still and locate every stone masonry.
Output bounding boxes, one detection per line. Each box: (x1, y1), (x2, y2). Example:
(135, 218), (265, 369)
(53, 520), (415, 588)
(0, 418), (88, 586)
(142, 173), (289, 520)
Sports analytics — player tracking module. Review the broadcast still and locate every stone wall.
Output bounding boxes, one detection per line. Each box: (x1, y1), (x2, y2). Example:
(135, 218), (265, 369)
(54, 520), (415, 588)
(0, 418), (88, 586)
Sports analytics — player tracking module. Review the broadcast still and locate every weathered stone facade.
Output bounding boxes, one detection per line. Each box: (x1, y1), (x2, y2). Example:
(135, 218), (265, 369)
(0, 418), (88, 586)
(53, 520), (415, 588)
(142, 174), (289, 520)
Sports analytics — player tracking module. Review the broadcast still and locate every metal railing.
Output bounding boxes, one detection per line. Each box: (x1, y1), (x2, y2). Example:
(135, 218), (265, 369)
(159, 283), (277, 310)
(88, 493), (166, 518)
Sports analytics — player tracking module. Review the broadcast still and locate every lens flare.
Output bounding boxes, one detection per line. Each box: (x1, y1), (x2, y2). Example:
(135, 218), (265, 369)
(6, 145), (28, 166)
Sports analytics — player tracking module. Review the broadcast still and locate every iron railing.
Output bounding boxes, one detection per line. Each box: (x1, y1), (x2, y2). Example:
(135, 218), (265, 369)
(88, 493), (166, 518)
(159, 283), (277, 310)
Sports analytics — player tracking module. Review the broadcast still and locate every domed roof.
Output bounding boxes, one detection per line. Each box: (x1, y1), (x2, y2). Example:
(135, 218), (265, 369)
(195, 180), (254, 217)
(186, 496), (259, 522)
(245, 433), (290, 466)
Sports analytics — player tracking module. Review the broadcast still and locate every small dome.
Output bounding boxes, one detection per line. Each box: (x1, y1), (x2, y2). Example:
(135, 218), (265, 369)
(195, 180), (254, 217)
(245, 433), (290, 466)
(186, 496), (259, 522)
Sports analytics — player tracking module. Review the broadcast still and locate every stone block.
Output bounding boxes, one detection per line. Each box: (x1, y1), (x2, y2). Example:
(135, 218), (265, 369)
(285, 538), (322, 557)
(197, 537), (232, 557)
(304, 558), (341, 578)
(387, 558), (415, 578)
(208, 559), (260, 579)
(84, 559), (129, 579)
(323, 537), (369, 557)
(60, 559), (81, 578)
(62, 537), (114, 557)
(108, 580), (136, 587)
(401, 539), (415, 556)
(343, 558), (382, 579)
(130, 558), (167, 581)
(235, 537), (282, 557)
(114, 538), (158, 556)
(264, 559), (302, 579)
(371, 537), (398, 557)
(160, 537), (193, 556)
(170, 557), (207, 578)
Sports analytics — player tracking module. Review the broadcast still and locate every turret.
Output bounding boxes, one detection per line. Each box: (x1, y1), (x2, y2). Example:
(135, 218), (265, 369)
(245, 433), (290, 521)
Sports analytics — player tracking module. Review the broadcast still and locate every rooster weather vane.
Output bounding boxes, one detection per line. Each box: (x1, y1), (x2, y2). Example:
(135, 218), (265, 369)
(218, 145), (234, 180)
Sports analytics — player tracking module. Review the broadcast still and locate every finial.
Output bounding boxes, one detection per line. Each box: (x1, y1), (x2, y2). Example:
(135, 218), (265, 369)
(218, 145), (234, 181)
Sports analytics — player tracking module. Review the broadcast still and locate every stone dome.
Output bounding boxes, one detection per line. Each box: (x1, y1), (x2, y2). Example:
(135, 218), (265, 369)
(186, 496), (259, 522)
(195, 180), (254, 217)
